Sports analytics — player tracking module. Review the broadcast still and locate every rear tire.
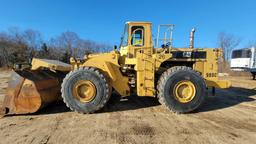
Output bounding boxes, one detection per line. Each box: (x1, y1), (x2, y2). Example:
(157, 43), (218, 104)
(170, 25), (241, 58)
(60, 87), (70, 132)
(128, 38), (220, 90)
(61, 67), (112, 114)
(157, 66), (206, 113)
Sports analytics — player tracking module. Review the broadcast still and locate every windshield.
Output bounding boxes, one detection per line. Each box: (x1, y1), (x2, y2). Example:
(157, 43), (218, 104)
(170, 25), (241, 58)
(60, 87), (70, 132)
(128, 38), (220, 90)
(120, 24), (128, 47)
(232, 49), (252, 58)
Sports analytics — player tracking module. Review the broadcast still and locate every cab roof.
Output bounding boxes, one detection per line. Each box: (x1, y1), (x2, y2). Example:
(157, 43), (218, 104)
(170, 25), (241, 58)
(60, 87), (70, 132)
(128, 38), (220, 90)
(126, 21), (152, 24)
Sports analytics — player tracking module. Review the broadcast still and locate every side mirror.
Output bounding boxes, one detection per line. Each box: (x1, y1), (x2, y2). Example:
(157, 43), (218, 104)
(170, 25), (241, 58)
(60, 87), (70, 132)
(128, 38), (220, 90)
(114, 45), (117, 50)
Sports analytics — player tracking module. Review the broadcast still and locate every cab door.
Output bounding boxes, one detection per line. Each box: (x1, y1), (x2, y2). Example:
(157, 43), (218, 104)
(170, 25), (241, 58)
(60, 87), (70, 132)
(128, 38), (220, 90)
(129, 25), (155, 96)
(129, 26), (144, 58)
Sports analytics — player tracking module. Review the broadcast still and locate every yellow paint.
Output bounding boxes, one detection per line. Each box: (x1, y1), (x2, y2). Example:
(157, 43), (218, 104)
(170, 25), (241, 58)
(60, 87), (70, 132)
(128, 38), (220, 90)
(174, 80), (196, 103)
(72, 80), (96, 103)
(29, 22), (231, 98)
(31, 58), (71, 71)
(193, 48), (230, 88)
(206, 80), (231, 89)
(79, 51), (130, 96)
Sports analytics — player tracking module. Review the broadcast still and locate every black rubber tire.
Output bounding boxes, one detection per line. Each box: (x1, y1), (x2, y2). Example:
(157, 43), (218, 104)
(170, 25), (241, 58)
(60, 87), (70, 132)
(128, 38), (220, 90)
(252, 72), (256, 80)
(157, 66), (206, 113)
(0, 107), (6, 118)
(61, 67), (112, 114)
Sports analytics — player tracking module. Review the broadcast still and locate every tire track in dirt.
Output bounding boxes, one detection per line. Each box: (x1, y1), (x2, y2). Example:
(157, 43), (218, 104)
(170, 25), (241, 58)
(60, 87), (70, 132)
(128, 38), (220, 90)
(39, 115), (62, 144)
(0, 72), (255, 144)
(105, 96), (158, 144)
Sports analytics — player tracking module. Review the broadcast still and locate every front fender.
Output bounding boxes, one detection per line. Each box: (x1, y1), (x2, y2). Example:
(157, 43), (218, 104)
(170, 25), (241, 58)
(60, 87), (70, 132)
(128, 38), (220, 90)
(80, 52), (130, 96)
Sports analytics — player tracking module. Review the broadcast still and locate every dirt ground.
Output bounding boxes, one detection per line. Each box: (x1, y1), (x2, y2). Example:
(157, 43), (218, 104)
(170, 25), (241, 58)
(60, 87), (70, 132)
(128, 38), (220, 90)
(0, 70), (255, 144)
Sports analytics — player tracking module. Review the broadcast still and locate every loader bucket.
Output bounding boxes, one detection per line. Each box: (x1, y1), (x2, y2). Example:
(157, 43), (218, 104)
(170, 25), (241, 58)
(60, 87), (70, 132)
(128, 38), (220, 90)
(0, 69), (63, 116)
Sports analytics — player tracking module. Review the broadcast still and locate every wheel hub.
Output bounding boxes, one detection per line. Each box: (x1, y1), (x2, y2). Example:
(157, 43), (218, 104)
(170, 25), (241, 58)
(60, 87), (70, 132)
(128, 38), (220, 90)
(174, 80), (196, 103)
(72, 80), (96, 102)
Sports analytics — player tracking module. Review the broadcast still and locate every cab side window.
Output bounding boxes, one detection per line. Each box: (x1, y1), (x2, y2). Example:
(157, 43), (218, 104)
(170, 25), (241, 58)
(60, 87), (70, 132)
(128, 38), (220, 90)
(131, 26), (144, 46)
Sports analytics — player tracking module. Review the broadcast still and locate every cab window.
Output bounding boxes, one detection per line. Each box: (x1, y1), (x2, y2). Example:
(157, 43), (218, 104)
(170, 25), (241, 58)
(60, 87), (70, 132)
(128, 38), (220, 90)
(121, 24), (128, 47)
(131, 26), (144, 46)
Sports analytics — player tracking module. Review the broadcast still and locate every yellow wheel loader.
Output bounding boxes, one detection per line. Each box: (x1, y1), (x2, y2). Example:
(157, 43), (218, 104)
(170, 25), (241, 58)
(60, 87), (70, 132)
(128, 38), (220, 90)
(0, 22), (231, 117)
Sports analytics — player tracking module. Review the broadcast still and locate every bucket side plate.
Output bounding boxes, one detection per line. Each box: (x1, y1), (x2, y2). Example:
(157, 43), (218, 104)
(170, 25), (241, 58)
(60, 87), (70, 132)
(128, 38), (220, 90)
(2, 70), (62, 115)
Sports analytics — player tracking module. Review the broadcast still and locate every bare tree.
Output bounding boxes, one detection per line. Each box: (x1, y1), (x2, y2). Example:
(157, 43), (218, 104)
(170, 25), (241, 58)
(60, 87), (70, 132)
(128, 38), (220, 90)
(0, 33), (13, 67)
(49, 31), (83, 62)
(0, 28), (43, 67)
(23, 29), (43, 59)
(217, 32), (241, 61)
(0, 27), (111, 67)
(48, 31), (110, 62)
(0, 30), (27, 67)
(246, 40), (256, 48)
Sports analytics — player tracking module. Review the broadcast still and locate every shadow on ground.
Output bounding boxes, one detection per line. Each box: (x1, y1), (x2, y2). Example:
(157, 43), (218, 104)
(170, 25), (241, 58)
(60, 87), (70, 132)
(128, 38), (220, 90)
(35, 94), (160, 115)
(102, 94), (160, 113)
(197, 87), (256, 112)
(3, 86), (256, 117)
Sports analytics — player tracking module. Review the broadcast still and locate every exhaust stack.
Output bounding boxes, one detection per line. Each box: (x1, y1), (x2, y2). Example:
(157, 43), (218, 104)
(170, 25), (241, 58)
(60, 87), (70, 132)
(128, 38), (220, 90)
(189, 28), (196, 49)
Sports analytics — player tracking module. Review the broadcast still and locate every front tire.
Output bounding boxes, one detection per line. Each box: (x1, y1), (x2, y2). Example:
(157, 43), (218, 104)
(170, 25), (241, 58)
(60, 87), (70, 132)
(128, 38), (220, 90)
(157, 66), (206, 113)
(61, 67), (112, 113)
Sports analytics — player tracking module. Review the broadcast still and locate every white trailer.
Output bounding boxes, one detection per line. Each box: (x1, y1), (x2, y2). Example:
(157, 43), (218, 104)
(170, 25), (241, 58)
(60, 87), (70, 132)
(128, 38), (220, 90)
(230, 47), (256, 79)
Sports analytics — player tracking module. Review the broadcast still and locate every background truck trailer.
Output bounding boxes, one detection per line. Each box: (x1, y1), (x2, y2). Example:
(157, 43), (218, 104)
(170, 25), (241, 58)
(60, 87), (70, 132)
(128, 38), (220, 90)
(230, 47), (256, 79)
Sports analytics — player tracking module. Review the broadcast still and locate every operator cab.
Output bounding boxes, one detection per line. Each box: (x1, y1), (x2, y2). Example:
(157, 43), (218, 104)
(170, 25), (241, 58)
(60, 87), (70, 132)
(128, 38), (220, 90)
(120, 22), (153, 58)
(119, 22), (175, 58)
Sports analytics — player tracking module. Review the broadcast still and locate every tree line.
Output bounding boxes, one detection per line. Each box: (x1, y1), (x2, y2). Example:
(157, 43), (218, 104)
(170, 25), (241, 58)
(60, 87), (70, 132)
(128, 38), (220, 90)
(0, 27), (111, 67)
(0, 27), (253, 69)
